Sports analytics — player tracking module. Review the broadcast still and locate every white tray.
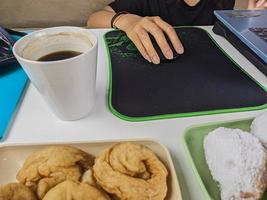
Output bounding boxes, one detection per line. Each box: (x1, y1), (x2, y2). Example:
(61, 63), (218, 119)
(0, 139), (182, 200)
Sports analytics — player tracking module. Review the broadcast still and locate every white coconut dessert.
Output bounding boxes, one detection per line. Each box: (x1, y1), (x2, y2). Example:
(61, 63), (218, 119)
(204, 127), (267, 200)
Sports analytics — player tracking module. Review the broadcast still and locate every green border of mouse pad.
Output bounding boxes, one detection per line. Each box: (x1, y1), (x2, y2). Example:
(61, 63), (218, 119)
(104, 27), (267, 122)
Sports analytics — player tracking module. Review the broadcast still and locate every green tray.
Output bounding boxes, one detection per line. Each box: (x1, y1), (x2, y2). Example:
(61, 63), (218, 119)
(182, 118), (267, 200)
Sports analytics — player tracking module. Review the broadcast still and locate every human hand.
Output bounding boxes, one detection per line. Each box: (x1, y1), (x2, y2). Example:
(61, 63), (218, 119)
(114, 14), (184, 64)
(248, 0), (267, 9)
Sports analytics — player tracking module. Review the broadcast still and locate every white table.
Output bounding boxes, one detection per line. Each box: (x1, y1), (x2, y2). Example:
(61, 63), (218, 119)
(2, 26), (267, 200)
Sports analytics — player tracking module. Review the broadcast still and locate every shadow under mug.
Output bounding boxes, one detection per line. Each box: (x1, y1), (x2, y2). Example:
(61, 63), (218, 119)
(13, 26), (98, 121)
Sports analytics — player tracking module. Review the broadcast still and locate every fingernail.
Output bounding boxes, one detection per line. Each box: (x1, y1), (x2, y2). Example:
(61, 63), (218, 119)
(256, 1), (262, 7)
(152, 55), (160, 64)
(144, 54), (151, 62)
(177, 47), (184, 54)
(165, 49), (173, 60)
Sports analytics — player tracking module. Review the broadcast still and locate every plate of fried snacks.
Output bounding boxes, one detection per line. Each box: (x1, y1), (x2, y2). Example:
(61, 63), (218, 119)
(0, 139), (182, 200)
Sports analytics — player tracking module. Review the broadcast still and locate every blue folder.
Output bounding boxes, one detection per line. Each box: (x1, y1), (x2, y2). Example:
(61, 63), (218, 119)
(0, 34), (28, 141)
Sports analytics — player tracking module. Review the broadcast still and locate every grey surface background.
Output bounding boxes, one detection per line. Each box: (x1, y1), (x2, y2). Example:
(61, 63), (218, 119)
(0, 0), (248, 28)
(0, 0), (112, 28)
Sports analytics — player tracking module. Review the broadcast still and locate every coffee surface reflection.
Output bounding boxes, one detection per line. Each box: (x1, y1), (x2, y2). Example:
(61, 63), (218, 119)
(38, 51), (82, 61)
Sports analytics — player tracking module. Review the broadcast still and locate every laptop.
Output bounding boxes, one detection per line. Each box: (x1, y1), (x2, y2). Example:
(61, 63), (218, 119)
(214, 10), (267, 64)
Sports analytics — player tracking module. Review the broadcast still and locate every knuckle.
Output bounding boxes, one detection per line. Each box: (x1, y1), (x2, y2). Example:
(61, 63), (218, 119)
(151, 26), (161, 34)
(147, 49), (154, 56)
(148, 50), (156, 57)
(166, 26), (175, 34)
(141, 33), (148, 40)
(160, 43), (169, 51)
(135, 24), (143, 32)
(139, 31), (148, 40)
(139, 48), (146, 55)
(145, 45), (155, 54)
(133, 26), (139, 32)
(154, 16), (161, 21)
(141, 17), (150, 23)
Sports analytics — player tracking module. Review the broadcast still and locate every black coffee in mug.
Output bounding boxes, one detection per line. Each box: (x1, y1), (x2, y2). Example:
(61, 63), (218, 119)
(38, 51), (82, 61)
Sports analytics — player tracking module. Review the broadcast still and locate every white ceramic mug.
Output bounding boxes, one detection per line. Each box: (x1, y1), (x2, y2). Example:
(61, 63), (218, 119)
(13, 26), (98, 120)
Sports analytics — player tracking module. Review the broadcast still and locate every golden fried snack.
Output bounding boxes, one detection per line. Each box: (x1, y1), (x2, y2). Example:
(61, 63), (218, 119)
(81, 169), (97, 186)
(43, 180), (110, 200)
(93, 142), (168, 200)
(16, 146), (95, 199)
(0, 183), (37, 200)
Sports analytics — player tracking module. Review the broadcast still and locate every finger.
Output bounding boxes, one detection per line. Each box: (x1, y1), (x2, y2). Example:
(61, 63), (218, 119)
(141, 17), (174, 60)
(128, 32), (151, 62)
(136, 27), (160, 64)
(248, 0), (256, 9)
(264, 1), (267, 6)
(256, 0), (266, 7)
(153, 16), (184, 54)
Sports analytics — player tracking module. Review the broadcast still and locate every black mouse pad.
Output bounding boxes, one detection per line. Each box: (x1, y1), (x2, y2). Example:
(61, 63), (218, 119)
(104, 27), (267, 121)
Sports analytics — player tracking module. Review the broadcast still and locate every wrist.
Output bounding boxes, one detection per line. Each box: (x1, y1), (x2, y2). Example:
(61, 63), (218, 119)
(114, 13), (132, 31)
(111, 11), (129, 29)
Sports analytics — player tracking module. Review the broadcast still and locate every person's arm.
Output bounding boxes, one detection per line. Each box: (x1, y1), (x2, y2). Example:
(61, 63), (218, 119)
(87, 6), (184, 64)
(87, 6), (116, 28)
(248, 0), (267, 9)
